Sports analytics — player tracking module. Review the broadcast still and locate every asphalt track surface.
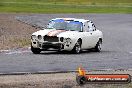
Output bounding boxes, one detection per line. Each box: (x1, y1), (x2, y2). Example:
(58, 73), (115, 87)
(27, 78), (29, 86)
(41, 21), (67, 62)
(0, 14), (132, 74)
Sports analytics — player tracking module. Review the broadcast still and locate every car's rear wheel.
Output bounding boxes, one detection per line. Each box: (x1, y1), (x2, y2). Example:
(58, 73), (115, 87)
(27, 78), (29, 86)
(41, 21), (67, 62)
(72, 40), (81, 54)
(95, 39), (102, 52)
(31, 46), (41, 54)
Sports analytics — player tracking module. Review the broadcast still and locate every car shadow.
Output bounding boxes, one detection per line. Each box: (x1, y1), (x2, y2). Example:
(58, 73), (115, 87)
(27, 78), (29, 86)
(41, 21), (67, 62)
(35, 49), (112, 55)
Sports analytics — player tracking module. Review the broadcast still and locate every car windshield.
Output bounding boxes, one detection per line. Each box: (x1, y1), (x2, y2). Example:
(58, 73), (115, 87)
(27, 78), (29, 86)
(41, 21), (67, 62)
(66, 21), (83, 31)
(47, 19), (83, 31)
(47, 19), (67, 30)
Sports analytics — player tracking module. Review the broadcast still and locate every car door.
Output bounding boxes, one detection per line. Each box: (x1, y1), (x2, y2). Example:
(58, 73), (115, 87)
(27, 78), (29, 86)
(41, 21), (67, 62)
(81, 22), (93, 49)
(88, 22), (99, 47)
(82, 21), (98, 49)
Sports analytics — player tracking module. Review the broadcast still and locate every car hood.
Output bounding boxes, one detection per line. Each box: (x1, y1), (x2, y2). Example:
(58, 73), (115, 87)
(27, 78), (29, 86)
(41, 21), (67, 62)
(32, 29), (80, 38)
(57, 31), (80, 38)
(32, 29), (56, 36)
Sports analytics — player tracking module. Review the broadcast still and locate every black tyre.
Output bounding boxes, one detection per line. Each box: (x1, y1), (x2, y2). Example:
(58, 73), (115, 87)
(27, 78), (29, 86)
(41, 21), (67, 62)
(31, 46), (41, 54)
(72, 40), (81, 54)
(76, 75), (87, 85)
(95, 39), (102, 52)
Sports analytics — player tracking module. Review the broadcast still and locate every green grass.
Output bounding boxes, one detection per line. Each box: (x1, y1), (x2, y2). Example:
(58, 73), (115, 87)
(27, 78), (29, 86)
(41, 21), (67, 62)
(0, 0), (132, 13)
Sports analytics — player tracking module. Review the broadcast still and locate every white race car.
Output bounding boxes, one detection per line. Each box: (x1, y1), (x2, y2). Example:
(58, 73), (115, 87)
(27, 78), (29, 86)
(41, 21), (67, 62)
(31, 18), (103, 54)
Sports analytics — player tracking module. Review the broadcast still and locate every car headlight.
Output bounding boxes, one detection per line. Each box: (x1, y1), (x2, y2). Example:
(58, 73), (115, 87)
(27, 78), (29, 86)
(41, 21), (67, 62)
(60, 37), (64, 42)
(31, 35), (36, 40)
(38, 35), (42, 40)
(64, 38), (72, 45)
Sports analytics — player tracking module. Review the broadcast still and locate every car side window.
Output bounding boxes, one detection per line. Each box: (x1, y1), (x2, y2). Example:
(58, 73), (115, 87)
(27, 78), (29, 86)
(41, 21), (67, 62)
(88, 21), (93, 32)
(92, 23), (96, 31)
(87, 21), (96, 32)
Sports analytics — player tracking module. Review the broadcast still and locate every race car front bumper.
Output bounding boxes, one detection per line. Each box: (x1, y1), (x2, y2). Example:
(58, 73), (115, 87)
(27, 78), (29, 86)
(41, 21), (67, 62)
(39, 42), (64, 50)
(31, 37), (76, 51)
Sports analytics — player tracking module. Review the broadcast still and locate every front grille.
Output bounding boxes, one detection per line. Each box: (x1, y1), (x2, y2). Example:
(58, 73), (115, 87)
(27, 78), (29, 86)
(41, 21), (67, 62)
(44, 35), (59, 42)
(42, 43), (63, 49)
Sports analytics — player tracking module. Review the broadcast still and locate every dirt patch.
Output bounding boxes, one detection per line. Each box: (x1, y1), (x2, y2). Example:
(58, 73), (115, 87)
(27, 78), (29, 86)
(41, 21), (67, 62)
(0, 73), (76, 88)
(0, 14), (39, 50)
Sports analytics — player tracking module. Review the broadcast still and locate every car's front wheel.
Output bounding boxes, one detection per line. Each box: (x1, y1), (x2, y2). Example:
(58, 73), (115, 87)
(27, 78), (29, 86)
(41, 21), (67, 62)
(72, 40), (81, 54)
(31, 46), (41, 54)
(95, 39), (102, 52)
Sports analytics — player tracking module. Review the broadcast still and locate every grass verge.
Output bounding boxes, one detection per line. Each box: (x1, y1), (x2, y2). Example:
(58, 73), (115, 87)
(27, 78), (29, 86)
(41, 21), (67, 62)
(0, 0), (132, 13)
